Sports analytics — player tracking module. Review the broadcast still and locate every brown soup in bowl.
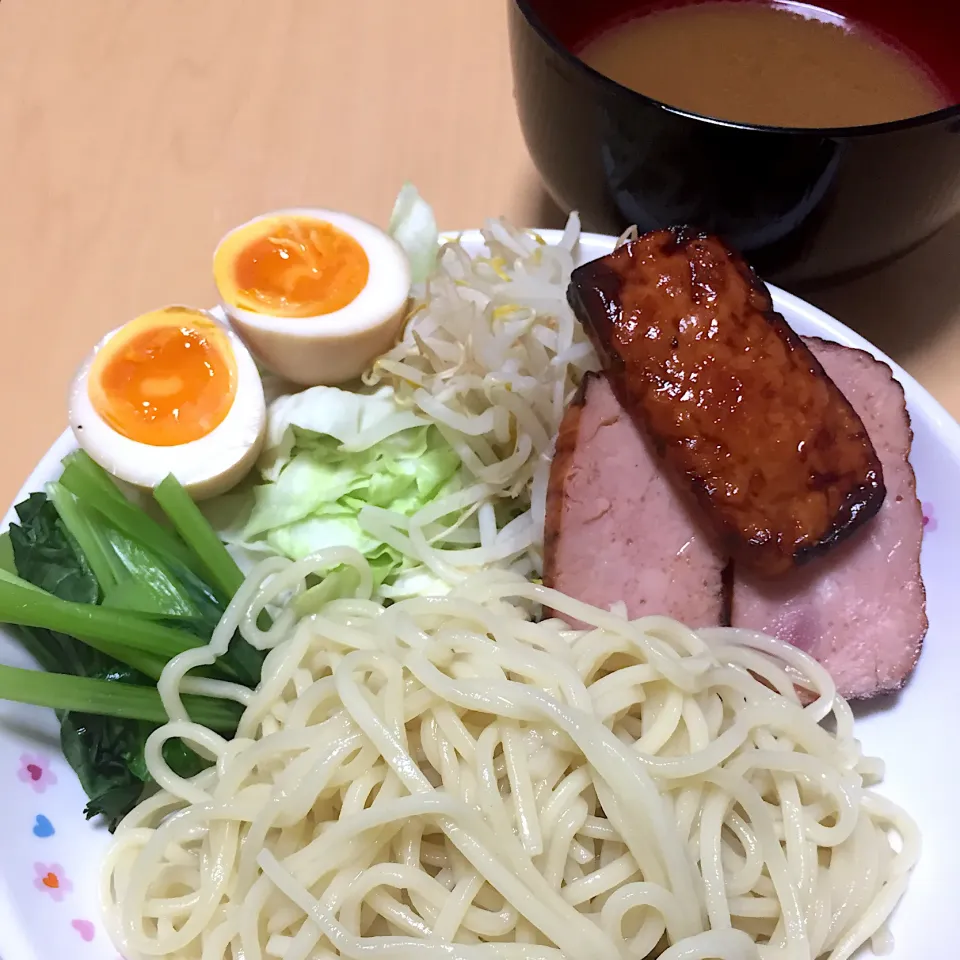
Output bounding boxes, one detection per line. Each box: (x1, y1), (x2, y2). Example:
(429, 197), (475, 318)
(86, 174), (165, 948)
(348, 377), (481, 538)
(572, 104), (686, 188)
(580, 1), (949, 129)
(509, 0), (960, 282)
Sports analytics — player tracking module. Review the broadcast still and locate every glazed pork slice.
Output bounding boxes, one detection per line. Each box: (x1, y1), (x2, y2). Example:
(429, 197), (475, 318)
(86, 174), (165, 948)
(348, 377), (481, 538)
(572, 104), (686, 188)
(543, 372), (726, 628)
(567, 228), (885, 577)
(732, 338), (926, 700)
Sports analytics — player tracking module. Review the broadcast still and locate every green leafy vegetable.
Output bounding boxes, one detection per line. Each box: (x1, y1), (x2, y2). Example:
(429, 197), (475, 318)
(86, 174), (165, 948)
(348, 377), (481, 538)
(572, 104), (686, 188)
(223, 384), (460, 594)
(0, 460), (253, 829)
(154, 474), (244, 601)
(52, 458), (262, 685)
(6, 495), (116, 684)
(10, 493), (99, 607)
(0, 567), (211, 663)
(61, 715), (151, 828)
(0, 531), (15, 576)
(45, 481), (120, 592)
(58, 452), (195, 570)
(61, 715), (208, 828)
(0, 664), (241, 728)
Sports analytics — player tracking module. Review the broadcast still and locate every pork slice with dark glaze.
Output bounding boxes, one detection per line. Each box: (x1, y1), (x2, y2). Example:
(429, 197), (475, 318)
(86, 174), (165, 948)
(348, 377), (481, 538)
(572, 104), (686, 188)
(732, 338), (926, 700)
(543, 372), (726, 628)
(567, 228), (885, 577)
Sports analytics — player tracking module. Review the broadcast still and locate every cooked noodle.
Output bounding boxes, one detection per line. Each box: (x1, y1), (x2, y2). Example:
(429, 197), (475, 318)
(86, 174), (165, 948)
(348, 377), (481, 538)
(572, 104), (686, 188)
(103, 549), (918, 960)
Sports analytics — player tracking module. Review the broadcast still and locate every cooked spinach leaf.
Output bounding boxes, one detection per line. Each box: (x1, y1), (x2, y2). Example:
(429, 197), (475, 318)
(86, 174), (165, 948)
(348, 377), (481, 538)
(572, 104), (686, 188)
(7, 491), (212, 829)
(9, 494), (111, 677)
(62, 711), (206, 830)
(10, 493), (99, 605)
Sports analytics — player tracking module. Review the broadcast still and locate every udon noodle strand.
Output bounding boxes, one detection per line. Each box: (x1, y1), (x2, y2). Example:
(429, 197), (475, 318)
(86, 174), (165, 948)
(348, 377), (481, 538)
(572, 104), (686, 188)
(102, 549), (919, 960)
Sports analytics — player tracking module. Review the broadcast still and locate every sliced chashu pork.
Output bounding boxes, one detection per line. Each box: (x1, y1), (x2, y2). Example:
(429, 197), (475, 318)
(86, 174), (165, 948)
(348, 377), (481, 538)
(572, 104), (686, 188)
(732, 338), (926, 699)
(567, 229), (885, 577)
(544, 341), (926, 699)
(543, 372), (726, 628)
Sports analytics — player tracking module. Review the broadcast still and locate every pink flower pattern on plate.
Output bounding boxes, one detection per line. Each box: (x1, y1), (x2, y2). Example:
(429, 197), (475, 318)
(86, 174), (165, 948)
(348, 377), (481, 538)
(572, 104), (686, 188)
(33, 862), (72, 901)
(70, 918), (96, 941)
(17, 753), (58, 793)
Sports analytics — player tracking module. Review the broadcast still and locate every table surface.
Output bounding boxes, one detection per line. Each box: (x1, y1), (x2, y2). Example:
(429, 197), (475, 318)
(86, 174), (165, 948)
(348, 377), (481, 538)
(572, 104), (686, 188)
(1, 0), (958, 508)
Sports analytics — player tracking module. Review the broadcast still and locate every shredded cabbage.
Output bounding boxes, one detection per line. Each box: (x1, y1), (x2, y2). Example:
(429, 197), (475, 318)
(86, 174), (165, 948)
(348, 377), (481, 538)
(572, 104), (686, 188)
(388, 183), (439, 284)
(214, 385), (461, 597)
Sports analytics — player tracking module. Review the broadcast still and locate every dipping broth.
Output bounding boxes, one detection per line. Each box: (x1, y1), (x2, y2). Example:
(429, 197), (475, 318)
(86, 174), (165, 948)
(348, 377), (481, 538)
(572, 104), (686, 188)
(579, 0), (949, 128)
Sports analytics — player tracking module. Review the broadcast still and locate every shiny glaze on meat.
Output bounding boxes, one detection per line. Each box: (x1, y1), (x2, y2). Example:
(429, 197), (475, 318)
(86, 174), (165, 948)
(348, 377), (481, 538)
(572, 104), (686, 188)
(567, 228), (885, 576)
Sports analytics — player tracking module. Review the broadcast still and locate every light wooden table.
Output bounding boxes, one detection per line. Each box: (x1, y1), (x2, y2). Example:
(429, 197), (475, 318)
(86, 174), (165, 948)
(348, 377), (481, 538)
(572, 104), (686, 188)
(1, 0), (958, 508)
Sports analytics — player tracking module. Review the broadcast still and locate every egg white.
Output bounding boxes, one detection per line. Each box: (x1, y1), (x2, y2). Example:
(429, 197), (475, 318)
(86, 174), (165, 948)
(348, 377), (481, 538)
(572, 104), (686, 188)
(214, 208), (412, 386)
(68, 310), (267, 500)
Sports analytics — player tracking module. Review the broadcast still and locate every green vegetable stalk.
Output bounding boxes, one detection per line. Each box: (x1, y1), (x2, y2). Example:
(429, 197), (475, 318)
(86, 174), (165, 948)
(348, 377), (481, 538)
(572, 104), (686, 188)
(0, 665), (241, 729)
(0, 460), (254, 829)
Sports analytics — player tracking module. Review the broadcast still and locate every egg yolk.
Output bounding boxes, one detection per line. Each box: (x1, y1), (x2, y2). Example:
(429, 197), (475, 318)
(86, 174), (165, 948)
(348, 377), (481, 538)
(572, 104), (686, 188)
(232, 218), (370, 318)
(88, 309), (237, 447)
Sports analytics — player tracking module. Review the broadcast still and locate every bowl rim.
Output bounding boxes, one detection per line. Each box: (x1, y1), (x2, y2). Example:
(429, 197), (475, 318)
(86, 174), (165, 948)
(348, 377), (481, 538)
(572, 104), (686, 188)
(512, 0), (960, 137)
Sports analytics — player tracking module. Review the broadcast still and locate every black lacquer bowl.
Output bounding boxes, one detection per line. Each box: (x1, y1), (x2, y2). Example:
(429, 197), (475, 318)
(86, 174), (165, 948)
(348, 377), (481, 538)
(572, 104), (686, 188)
(509, 0), (960, 283)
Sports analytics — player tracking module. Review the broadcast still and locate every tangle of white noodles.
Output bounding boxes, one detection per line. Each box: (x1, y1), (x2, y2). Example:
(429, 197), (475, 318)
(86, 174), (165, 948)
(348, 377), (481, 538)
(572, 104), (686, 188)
(103, 549), (919, 960)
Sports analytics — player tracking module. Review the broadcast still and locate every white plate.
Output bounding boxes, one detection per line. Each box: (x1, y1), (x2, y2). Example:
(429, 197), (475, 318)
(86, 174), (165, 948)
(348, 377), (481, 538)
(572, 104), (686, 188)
(1, 230), (957, 960)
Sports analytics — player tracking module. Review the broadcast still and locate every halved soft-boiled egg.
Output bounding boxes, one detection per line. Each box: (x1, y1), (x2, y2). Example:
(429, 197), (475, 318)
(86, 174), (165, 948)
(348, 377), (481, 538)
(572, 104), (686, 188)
(69, 306), (266, 500)
(213, 208), (411, 386)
